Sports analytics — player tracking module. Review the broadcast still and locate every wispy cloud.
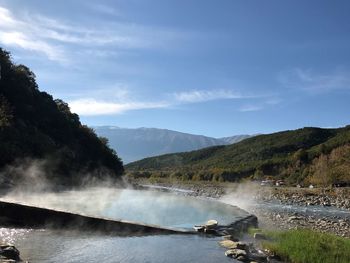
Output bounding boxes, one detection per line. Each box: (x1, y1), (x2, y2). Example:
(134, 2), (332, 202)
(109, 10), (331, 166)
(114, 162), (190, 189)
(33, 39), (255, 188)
(0, 7), (66, 62)
(237, 95), (282, 112)
(69, 87), (272, 116)
(173, 89), (248, 103)
(69, 98), (169, 116)
(87, 3), (121, 16)
(0, 5), (187, 63)
(279, 68), (350, 93)
(265, 98), (282, 105)
(67, 84), (131, 100)
(67, 84), (171, 115)
(238, 104), (263, 112)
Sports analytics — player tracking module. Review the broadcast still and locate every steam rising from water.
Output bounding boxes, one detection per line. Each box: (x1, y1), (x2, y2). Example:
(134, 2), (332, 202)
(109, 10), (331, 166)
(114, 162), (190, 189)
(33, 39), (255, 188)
(1, 187), (249, 228)
(0, 159), (252, 232)
(219, 182), (266, 212)
(0, 159), (51, 193)
(0, 157), (129, 195)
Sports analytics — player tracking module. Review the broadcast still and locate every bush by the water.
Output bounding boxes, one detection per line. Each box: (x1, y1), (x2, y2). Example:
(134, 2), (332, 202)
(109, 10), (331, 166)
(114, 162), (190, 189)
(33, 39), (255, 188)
(0, 48), (124, 186)
(263, 229), (350, 263)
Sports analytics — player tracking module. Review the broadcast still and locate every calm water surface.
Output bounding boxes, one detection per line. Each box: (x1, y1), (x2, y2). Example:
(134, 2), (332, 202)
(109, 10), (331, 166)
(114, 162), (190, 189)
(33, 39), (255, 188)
(4, 229), (235, 263)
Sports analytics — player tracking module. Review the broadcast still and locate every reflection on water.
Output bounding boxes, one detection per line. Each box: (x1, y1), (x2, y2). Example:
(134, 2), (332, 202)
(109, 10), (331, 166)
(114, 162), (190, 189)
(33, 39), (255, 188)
(0, 228), (33, 244)
(1, 188), (249, 228)
(9, 229), (236, 263)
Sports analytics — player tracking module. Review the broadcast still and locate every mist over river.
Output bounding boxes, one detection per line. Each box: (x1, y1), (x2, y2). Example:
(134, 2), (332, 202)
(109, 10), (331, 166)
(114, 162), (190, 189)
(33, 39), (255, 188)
(1, 187), (250, 228)
(0, 187), (251, 262)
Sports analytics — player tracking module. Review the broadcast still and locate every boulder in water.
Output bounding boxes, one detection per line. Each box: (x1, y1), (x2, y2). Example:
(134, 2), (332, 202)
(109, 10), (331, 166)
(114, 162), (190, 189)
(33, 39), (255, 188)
(205, 219), (218, 229)
(193, 225), (205, 232)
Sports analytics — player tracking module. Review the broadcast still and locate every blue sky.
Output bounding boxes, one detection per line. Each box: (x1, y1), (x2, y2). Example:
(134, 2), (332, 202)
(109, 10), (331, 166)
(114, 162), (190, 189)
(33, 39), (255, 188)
(0, 0), (349, 137)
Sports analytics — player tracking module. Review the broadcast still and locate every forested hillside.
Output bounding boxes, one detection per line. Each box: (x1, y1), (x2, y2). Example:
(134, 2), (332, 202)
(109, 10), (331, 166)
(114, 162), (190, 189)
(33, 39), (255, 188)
(126, 126), (350, 186)
(0, 48), (123, 187)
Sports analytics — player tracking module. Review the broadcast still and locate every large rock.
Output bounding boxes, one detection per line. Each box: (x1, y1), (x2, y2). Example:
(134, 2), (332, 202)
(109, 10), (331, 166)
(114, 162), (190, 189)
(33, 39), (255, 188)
(222, 235), (239, 241)
(0, 244), (20, 262)
(219, 240), (247, 250)
(225, 248), (247, 258)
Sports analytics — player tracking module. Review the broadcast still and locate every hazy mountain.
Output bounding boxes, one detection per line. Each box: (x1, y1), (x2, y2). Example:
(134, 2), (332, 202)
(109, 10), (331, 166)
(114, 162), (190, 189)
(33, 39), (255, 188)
(94, 126), (250, 163)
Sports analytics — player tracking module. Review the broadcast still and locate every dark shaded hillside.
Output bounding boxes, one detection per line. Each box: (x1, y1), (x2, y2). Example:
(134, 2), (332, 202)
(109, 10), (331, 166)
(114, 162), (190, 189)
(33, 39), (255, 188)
(126, 126), (350, 186)
(94, 126), (251, 163)
(0, 48), (123, 187)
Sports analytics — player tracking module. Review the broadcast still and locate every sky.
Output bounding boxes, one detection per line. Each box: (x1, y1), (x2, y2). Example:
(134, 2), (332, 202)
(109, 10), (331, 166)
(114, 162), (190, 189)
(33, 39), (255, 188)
(0, 0), (349, 137)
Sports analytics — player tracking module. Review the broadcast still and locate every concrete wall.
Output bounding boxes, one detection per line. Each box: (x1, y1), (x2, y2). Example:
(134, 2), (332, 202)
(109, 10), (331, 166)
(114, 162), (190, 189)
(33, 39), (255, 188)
(0, 200), (193, 235)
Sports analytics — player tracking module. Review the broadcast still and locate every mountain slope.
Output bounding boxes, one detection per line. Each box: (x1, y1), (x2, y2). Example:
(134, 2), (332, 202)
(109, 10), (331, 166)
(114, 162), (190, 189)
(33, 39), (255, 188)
(0, 48), (123, 187)
(93, 126), (251, 163)
(126, 126), (350, 186)
(220, 135), (252, 144)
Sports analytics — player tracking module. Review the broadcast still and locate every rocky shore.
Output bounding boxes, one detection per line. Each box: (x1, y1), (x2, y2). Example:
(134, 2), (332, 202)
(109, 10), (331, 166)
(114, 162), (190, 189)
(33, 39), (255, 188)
(255, 187), (350, 210)
(252, 209), (350, 238)
(251, 187), (350, 238)
(133, 180), (227, 198)
(133, 180), (350, 262)
(218, 234), (285, 263)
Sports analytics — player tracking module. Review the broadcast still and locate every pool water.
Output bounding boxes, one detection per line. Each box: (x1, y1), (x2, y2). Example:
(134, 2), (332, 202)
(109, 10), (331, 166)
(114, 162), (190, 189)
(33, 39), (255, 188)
(0, 187), (247, 262)
(3, 229), (236, 263)
(1, 187), (249, 228)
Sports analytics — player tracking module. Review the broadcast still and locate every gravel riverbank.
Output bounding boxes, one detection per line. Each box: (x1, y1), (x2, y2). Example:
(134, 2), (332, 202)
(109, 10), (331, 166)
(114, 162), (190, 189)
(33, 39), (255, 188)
(251, 187), (350, 238)
(256, 187), (350, 210)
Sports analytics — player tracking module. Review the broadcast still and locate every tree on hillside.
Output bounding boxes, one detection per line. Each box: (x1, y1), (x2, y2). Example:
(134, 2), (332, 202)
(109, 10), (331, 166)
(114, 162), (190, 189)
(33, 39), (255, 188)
(0, 48), (124, 187)
(308, 144), (350, 186)
(0, 95), (13, 127)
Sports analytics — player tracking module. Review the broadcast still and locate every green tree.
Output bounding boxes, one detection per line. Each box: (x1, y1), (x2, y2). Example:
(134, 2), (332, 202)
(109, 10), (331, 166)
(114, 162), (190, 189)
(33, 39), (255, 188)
(0, 48), (124, 187)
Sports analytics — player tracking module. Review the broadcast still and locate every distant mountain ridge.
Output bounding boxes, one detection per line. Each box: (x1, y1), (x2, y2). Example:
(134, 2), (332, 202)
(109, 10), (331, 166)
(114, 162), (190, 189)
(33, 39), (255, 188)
(93, 126), (251, 163)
